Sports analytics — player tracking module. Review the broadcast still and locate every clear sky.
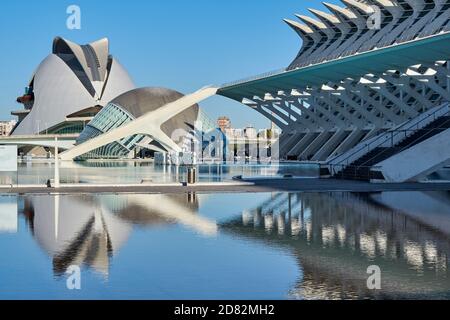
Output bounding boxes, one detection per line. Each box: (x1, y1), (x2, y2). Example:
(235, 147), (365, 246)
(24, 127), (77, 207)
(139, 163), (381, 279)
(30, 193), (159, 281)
(0, 0), (340, 129)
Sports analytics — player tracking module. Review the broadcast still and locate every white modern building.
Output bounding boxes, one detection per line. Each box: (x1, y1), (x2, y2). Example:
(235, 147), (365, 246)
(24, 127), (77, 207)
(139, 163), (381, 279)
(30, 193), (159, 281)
(74, 87), (212, 159)
(216, 0), (450, 181)
(59, 86), (219, 161)
(6, 37), (219, 160)
(63, 1), (450, 181)
(8, 1), (450, 182)
(11, 37), (135, 136)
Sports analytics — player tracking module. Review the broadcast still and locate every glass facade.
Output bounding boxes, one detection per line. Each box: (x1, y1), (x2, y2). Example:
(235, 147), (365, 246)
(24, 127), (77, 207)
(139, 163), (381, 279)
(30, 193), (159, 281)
(196, 109), (217, 132)
(76, 103), (145, 159)
(47, 122), (85, 135)
(76, 99), (217, 160)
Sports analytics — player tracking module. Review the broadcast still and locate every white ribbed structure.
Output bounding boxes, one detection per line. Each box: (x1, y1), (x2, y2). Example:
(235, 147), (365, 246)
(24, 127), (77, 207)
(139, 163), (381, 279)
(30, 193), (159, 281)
(242, 61), (450, 162)
(215, 1), (450, 181)
(286, 0), (450, 69)
(220, 1), (450, 163)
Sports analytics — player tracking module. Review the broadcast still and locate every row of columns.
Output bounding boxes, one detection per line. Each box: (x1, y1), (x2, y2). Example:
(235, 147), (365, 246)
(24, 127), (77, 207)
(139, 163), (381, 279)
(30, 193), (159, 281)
(243, 61), (450, 161)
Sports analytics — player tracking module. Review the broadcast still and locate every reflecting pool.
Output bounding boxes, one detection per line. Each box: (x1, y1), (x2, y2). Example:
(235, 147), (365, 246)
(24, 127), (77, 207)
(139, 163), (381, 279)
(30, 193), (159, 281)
(0, 161), (319, 185)
(0, 191), (450, 300)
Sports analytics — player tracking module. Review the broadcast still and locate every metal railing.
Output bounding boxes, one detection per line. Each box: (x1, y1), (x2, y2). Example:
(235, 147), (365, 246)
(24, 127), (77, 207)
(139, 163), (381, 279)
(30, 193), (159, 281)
(331, 164), (383, 181)
(221, 68), (287, 88)
(349, 125), (450, 172)
(328, 103), (450, 176)
(220, 25), (450, 90)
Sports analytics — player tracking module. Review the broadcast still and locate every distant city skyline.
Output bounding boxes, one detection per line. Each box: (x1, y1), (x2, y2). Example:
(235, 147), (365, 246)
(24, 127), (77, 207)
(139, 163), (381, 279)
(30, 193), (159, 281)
(0, 0), (341, 129)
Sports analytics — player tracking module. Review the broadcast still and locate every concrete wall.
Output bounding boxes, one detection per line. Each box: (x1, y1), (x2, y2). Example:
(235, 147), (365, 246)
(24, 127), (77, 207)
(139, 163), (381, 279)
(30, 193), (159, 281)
(377, 129), (450, 182)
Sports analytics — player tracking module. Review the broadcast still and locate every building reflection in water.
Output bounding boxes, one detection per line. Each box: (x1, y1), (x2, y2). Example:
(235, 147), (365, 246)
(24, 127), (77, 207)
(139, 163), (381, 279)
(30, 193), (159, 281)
(16, 190), (450, 299)
(0, 196), (18, 234)
(220, 192), (450, 300)
(21, 193), (217, 278)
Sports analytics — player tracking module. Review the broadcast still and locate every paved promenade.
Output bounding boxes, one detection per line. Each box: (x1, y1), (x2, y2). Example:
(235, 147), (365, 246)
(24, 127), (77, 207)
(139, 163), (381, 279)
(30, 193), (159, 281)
(2, 178), (450, 194)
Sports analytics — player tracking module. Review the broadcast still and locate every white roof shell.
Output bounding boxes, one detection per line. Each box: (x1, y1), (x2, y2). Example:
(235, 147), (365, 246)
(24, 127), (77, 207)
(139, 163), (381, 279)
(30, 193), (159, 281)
(13, 37), (135, 135)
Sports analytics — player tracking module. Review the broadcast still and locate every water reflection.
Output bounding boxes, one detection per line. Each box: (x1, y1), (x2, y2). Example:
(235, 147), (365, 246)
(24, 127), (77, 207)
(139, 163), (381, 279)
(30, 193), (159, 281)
(0, 196), (17, 233)
(221, 192), (450, 299)
(0, 161), (318, 185)
(21, 193), (217, 277)
(9, 190), (450, 299)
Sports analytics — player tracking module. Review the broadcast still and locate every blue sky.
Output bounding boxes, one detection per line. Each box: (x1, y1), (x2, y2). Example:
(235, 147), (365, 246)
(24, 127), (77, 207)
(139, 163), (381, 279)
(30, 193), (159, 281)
(0, 0), (340, 128)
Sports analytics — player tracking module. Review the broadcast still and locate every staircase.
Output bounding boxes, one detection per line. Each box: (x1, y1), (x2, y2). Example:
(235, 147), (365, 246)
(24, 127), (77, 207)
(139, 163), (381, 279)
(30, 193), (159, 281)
(334, 115), (450, 181)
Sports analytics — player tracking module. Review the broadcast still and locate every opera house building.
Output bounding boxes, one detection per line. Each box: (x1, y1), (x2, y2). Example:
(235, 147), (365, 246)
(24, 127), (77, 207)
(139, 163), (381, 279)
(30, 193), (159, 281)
(10, 37), (215, 160)
(13, 37), (135, 136)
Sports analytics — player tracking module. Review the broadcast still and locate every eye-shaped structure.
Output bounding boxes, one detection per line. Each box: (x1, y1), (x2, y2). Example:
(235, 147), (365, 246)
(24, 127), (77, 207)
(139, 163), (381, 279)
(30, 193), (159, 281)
(12, 37), (135, 136)
(76, 87), (201, 159)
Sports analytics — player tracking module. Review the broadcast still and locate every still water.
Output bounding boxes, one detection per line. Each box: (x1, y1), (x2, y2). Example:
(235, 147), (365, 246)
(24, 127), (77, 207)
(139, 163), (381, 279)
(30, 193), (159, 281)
(0, 191), (450, 300)
(0, 161), (319, 185)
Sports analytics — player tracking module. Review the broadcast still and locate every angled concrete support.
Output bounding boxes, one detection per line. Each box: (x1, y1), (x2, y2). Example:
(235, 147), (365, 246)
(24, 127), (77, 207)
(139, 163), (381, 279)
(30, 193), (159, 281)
(312, 129), (349, 161)
(280, 132), (307, 157)
(288, 98), (331, 130)
(298, 130), (333, 160)
(288, 132), (319, 157)
(334, 90), (382, 126)
(327, 128), (366, 160)
(60, 87), (218, 161)
(244, 98), (290, 130)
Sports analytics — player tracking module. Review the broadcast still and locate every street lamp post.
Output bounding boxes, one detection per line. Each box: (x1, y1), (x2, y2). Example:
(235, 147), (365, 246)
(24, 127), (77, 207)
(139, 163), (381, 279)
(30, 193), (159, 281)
(54, 137), (60, 188)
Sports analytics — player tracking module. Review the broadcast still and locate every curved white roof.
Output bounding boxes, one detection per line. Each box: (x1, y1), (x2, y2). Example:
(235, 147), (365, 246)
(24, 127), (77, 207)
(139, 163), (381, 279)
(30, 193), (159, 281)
(12, 37), (135, 136)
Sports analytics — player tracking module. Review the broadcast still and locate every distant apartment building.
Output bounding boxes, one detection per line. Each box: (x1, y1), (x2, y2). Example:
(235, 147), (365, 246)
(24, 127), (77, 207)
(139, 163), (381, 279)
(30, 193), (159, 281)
(0, 120), (17, 136)
(199, 117), (282, 162)
(228, 127), (281, 140)
(217, 116), (231, 132)
(223, 128), (241, 139)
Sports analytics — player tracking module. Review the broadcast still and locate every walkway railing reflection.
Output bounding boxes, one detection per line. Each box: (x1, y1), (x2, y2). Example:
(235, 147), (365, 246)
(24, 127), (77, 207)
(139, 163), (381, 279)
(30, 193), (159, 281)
(220, 192), (450, 299)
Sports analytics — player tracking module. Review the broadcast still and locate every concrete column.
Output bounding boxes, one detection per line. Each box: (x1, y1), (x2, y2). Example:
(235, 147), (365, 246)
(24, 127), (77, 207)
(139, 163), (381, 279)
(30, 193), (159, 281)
(298, 131), (332, 160)
(288, 132), (319, 157)
(312, 129), (349, 161)
(54, 137), (60, 189)
(328, 128), (367, 160)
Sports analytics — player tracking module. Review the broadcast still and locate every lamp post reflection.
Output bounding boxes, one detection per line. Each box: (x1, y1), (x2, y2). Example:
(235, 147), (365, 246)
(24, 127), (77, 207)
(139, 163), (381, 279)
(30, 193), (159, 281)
(21, 193), (217, 277)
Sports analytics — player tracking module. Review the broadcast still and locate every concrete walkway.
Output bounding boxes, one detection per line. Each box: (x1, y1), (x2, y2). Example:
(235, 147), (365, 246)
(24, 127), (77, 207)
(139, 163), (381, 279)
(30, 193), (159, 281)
(1, 178), (450, 194)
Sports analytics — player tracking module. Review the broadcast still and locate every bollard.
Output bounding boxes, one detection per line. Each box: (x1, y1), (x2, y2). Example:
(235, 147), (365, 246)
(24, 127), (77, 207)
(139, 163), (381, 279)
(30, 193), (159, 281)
(187, 167), (197, 184)
(187, 192), (196, 203)
(188, 168), (193, 184)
